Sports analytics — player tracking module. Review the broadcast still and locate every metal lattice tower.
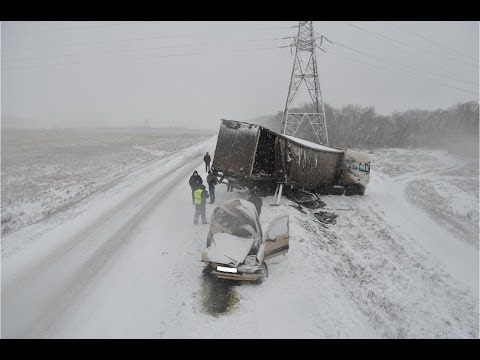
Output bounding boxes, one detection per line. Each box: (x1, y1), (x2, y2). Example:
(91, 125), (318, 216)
(282, 21), (329, 146)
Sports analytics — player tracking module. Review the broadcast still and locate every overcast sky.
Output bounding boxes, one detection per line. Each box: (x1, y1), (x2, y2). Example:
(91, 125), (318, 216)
(1, 21), (478, 130)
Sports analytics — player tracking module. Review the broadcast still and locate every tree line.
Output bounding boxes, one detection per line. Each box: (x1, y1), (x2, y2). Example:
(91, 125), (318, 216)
(254, 101), (479, 151)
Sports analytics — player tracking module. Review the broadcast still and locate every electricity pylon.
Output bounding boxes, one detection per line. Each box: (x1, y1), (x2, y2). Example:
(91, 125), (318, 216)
(282, 21), (329, 146)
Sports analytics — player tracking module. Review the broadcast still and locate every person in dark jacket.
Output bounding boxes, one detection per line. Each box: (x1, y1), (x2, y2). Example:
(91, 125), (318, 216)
(193, 184), (209, 224)
(226, 177), (235, 192)
(206, 170), (218, 204)
(218, 173), (234, 192)
(189, 171), (203, 205)
(203, 152), (211, 172)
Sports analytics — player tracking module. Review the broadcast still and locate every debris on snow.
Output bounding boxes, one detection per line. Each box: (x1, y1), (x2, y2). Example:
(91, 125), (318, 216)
(314, 211), (338, 225)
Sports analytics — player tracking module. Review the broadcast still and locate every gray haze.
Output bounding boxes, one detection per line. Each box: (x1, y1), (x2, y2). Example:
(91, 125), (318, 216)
(1, 21), (478, 130)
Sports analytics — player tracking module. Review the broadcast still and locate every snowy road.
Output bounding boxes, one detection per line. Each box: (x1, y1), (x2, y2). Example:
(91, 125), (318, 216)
(370, 159), (478, 295)
(2, 137), (220, 338)
(2, 141), (478, 338)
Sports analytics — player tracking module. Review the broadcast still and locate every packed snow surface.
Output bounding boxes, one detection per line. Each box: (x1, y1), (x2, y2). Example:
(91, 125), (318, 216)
(1, 129), (478, 338)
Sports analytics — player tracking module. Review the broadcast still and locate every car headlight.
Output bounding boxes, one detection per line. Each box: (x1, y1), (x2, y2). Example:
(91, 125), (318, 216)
(244, 255), (257, 266)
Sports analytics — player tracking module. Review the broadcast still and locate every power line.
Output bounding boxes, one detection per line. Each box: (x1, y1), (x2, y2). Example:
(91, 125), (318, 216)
(118, 44), (193, 52)
(332, 45), (478, 95)
(4, 53), (83, 62)
(5, 22), (476, 98)
(115, 34), (190, 42)
(317, 32), (478, 89)
(2, 60), (94, 71)
(1, 25), (295, 66)
(3, 28), (295, 64)
(341, 22), (479, 87)
(40, 21), (150, 32)
(391, 22), (479, 65)
(344, 22), (478, 68)
(242, 25), (299, 32)
(325, 49), (478, 96)
(140, 45), (288, 59)
(4, 25), (296, 54)
(2, 44), (195, 62)
(239, 36), (294, 43)
(231, 45), (290, 52)
(2, 44), (289, 70)
(3, 34), (192, 54)
(317, 41), (478, 96)
(140, 52), (203, 59)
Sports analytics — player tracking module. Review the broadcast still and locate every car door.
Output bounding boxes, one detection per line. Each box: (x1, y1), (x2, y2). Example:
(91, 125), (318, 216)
(263, 214), (289, 260)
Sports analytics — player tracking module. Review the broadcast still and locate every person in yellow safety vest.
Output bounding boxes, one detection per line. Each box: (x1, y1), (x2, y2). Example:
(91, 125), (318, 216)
(193, 184), (209, 225)
(189, 171), (203, 205)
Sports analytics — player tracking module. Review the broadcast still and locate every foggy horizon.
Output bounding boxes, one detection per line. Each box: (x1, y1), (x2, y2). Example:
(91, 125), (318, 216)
(2, 21), (478, 130)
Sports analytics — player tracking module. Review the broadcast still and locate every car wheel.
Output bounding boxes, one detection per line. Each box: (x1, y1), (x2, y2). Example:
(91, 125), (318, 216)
(255, 262), (268, 284)
(202, 263), (214, 276)
(206, 231), (212, 247)
(345, 185), (359, 196)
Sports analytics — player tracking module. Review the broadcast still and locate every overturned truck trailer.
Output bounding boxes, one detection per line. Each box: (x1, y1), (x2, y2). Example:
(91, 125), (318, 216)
(212, 119), (370, 196)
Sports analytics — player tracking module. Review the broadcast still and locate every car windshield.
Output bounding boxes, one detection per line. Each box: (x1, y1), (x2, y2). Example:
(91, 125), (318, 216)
(236, 211), (256, 229)
(212, 205), (258, 237)
(212, 208), (237, 228)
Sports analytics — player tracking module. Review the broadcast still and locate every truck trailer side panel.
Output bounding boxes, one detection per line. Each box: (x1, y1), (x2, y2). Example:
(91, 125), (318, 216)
(277, 137), (345, 190)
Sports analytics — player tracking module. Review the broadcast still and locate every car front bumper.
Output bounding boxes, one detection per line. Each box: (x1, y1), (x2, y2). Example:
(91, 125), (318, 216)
(211, 270), (261, 281)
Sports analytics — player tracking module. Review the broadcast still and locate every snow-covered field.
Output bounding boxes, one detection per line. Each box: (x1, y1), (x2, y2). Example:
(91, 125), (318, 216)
(1, 131), (478, 338)
(1, 127), (213, 238)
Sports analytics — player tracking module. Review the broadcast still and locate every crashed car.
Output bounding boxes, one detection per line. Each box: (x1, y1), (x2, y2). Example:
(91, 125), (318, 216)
(201, 198), (289, 283)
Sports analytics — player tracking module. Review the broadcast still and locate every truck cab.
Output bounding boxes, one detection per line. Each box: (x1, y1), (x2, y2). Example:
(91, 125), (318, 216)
(342, 149), (371, 195)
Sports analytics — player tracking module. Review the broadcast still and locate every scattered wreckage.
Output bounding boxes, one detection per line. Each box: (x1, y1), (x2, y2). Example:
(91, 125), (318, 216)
(286, 191), (338, 226)
(314, 211), (338, 225)
(285, 190), (326, 210)
(201, 198), (289, 283)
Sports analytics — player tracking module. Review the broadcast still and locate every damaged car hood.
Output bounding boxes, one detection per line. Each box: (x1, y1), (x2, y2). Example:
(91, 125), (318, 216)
(202, 233), (255, 267)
